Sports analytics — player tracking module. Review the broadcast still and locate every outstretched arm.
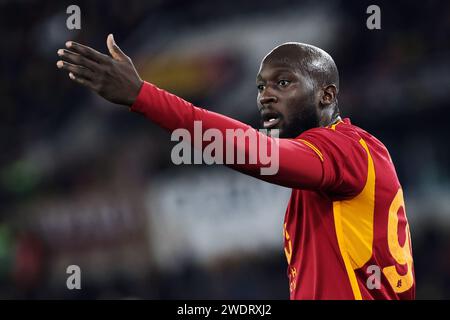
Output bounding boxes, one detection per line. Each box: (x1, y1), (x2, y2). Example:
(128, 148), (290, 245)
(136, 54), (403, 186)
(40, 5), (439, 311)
(56, 35), (325, 190)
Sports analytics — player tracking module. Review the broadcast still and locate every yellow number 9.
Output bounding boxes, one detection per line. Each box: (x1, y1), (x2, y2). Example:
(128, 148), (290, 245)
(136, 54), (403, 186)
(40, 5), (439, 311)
(382, 188), (414, 293)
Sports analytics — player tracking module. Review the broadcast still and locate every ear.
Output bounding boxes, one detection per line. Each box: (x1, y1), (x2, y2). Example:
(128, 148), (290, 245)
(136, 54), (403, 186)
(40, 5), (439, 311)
(320, 84), (338, 107)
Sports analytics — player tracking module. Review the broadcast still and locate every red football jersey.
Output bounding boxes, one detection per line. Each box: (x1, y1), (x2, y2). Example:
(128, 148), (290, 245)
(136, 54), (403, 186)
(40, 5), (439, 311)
(131, 82), (415, 300)
(284, 119), (415, 299)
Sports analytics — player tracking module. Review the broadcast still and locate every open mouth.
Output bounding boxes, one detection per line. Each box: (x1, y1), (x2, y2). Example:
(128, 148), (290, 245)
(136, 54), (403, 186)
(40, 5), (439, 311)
(261, 111), (282, 129)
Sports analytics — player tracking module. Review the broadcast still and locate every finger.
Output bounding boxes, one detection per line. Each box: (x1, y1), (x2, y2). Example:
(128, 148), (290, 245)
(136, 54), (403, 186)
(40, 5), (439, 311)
(57, 49), (98, 72)
(68, 72), (96, 90)
(107, 34), (128, 62)
(56, 60), (94, 80)
(66, 41), (110, 64)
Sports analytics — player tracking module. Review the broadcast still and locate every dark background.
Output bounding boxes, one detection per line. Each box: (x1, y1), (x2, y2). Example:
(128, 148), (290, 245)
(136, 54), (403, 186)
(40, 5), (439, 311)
(1, 0), (449, 299)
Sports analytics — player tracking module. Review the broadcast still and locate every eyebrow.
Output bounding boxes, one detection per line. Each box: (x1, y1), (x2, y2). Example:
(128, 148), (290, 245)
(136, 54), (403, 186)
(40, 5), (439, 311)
(256, 68), (296, 81)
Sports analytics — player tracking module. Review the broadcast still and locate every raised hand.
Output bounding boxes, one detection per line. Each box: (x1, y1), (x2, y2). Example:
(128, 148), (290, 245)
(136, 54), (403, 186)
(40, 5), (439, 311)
(57, 34), (143, 106)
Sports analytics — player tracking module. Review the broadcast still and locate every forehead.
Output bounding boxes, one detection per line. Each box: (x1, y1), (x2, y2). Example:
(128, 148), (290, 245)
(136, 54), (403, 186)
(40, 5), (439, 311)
(256, 61), (301, 79)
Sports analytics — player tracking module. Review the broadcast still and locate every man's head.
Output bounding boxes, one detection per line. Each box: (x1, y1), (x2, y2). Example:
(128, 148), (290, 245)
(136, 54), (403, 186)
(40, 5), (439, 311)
(256, 42), (340, 138)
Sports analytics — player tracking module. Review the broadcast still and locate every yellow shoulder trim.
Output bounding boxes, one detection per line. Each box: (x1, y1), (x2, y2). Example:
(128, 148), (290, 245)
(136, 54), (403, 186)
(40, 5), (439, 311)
(330, 120), (343, 131)
(298, 139), (324, 162)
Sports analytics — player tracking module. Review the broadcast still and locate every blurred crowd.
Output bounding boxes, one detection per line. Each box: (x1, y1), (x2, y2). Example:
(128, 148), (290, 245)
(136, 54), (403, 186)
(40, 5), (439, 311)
(1, 0), (450, 299)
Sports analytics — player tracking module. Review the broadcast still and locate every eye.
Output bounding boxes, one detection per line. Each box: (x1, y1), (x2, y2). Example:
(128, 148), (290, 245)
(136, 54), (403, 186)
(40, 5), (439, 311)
(278, 80), (291, 87)
(257, 84), (265, 91)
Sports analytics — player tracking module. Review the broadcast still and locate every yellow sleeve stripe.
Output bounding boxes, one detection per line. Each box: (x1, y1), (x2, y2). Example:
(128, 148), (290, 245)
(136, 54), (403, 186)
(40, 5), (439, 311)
(298, 139), (324, 162)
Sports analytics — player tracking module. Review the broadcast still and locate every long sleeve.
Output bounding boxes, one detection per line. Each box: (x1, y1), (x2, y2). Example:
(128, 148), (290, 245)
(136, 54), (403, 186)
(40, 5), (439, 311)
(130, 81), (324, 190)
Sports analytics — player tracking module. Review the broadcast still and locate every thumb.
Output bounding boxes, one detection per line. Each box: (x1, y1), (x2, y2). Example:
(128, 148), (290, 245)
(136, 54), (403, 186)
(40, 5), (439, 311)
(107, 34), (127, 61)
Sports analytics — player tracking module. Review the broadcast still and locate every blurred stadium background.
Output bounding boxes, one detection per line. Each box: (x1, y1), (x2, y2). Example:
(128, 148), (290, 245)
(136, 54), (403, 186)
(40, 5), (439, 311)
(1, 0), (450, 299)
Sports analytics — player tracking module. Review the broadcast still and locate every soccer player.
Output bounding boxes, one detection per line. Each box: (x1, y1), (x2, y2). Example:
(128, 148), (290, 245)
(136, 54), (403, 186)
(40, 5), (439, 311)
(56, 34), (415, 300)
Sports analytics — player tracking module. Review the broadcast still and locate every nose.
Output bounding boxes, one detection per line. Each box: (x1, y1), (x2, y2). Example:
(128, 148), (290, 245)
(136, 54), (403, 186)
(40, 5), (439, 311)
(258, 87), (278, 107)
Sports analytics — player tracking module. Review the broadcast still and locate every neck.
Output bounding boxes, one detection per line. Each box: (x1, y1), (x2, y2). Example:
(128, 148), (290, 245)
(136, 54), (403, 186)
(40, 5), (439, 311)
(319, 106), (341, 127)
(330, 114), (342, 125)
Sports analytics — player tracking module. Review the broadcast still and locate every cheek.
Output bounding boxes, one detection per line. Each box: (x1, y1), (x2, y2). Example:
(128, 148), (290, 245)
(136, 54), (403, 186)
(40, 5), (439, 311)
(288, 85), (310, 102)
(285, 92), (317, 121)
(284, 90), (310, 113)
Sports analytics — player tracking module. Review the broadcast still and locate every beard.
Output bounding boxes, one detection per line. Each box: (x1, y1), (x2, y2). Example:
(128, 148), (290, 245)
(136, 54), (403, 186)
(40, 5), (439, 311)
(279, 101), (319, 138)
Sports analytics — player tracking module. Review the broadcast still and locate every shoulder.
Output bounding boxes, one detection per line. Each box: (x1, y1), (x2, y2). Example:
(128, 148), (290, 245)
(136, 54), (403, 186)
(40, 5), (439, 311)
(298, 118), (366, 157)
(297, 118), (370, 198)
